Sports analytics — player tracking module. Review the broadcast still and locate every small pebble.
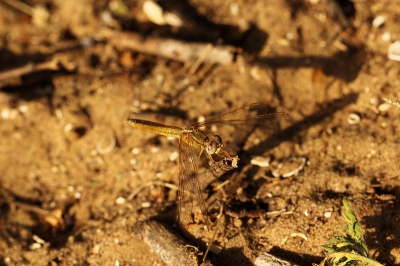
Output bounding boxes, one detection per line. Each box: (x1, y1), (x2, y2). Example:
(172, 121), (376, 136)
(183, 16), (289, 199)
(250, 156), (271, 167)
(74, 192), (81, 199)
(1, 108), (16, 119)
(131, 148), (140, 154)
(33, 235), (45, 244)
(347, 113), (360, 125)
(388, 41), (400, 61)
(233, 218), (243, 228)
(141, 201), (151, 208)
(92, 244), (100, 254)
(378, 102), (392, 112)
(324, 211), (332, 218)
(143, 1), (165, 25)
(250, 67), (261, 80)
(18, 105), (29, 113)
(64, 123), (73, 132)
(164, 12), (182, 27)
(29, 243), (42, 250)
(372, 15), (386, 28)
(116, 197), (126, 205)
(169, 151), (179, 161)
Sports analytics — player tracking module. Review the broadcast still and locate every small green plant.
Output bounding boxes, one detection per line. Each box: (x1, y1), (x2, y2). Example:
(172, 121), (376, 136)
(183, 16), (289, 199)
(315, 198), (384, 266)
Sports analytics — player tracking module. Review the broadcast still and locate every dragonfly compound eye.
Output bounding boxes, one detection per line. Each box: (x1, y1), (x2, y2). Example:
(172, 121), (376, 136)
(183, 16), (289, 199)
(206, 135), (223, 154)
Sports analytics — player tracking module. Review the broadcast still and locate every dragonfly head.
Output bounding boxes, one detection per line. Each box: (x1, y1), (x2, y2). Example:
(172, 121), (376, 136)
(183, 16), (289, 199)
(206, 135), (224, 155)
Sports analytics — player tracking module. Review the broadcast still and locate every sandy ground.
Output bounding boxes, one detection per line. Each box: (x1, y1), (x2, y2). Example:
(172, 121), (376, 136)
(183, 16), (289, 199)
(1, 0), (400, 265)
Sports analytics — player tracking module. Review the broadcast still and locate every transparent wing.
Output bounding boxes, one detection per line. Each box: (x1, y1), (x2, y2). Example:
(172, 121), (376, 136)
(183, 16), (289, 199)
(190, 103), (289, 154)
(191, 103), (289, 128)
(178, 133), (209, 228)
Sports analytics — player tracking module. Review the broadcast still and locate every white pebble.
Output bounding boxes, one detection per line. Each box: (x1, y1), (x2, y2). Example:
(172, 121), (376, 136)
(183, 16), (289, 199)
(29, 243), (42, 250)
(372, 15), (386, 28)
(381, 31), (391, 41)
(347, 113), (360, 125)
(18, 105), (29, 113)
(1, 109), (11, 119)
(250, 67), (261, 80)
(141, 201), (151, 208)
(143, 1), (165, 25)
(250, 156), (270, 167)
(164, 12), (182, 27)
(169, 151), (179, 161)
(33, 235), (46, 244)
(130, 158), (137, 165)
(378, 102), (392, 112)
(64, 123), (73, 132)
(324, 211), (332, 218)
(131, 148), (140, 154)
(388, 41), (400, 61)
(116, 197), (126, 205)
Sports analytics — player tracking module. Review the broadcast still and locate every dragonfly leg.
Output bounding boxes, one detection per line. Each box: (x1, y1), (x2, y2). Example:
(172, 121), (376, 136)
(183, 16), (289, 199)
(198, 147), (204, 157)
(206, 153), (216, 163)
(214, 149), (231, 158)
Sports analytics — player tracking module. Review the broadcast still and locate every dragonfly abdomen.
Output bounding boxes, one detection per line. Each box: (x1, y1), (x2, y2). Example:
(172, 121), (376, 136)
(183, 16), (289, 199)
(125, 119), (184, 138)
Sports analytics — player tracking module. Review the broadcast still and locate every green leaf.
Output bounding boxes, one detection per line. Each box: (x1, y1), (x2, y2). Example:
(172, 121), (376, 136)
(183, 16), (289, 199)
(342, 198), (370, 257)
(317, 198), (385, 266)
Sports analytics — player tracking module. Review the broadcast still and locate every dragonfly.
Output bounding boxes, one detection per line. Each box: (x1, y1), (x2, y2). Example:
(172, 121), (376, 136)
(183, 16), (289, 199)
(125, 103), (288, 228)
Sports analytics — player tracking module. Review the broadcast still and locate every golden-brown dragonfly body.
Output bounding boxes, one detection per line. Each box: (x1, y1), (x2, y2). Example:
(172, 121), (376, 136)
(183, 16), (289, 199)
(125, 103), (288, 228)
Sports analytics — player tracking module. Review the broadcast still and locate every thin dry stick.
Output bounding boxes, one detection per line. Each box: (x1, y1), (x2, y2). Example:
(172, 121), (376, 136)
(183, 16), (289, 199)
(186, 43), (214, 75)
(126, 180), (178, 201)
(101, 29), (236, 65)
(203, 203), (224, 262)
(3, 0), (33, 15)
(0, 59), (59, 81)
(1, 200), (50, 215)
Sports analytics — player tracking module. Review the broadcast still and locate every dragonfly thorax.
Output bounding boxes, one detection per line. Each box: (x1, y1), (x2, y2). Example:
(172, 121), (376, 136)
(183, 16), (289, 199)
(205, 135), (223, 155)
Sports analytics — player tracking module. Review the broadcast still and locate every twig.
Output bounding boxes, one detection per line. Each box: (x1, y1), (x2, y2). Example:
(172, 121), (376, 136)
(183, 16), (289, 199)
(101, 29), (236, 65)
(3, 0), (33, 16)
(203, 203), (223, 262)
(0, 58), (68, 82)
(187, 43), (213, 75)
(133, 220), (204, 266)
(126, 180), (178, 201)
